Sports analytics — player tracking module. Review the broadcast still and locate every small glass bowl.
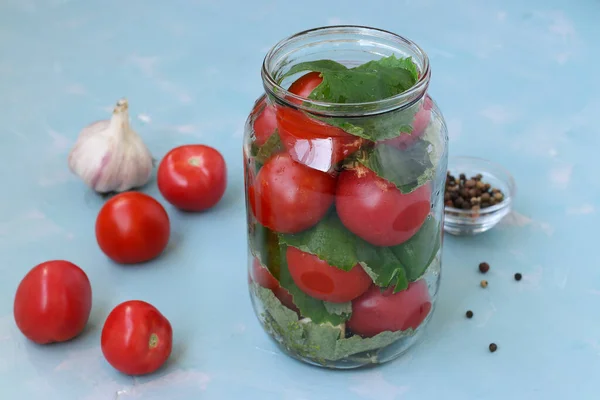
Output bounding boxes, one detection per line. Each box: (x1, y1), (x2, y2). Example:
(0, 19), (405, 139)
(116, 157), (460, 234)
(443, 156), (516, 236)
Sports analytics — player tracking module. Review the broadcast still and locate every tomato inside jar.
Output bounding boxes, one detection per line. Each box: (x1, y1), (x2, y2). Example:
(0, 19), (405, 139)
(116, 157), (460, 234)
(244, 26), (448, 369)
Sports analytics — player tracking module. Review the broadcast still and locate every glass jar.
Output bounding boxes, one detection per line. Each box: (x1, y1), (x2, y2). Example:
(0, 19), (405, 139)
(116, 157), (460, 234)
(244, 26), (448, 369)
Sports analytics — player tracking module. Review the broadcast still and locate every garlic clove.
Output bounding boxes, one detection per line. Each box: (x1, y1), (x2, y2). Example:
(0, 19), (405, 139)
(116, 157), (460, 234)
(68, 98), (154, 193)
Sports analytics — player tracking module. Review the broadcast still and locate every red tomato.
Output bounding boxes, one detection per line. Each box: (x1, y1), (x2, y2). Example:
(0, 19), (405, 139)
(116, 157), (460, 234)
(248, 152), (335, 234)
(13, 260), (92, 344)
(157, 144), (227, 212)
(347, 280), (432, 337)
(101, 300), (172, 376)
(252, 98), (278, 146)
(96, 192), (170, 264)
(286, 247), (371, 303)
(336, 165), (431, 247)
(382, 96), (433, 150)
(276, 107), (364, 172)
(287, 71), (323, 104)
(250, 258), (298, 313)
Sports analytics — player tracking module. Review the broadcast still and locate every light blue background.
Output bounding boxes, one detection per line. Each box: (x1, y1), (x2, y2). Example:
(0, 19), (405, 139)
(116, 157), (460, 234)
(1, 0), (599, 398)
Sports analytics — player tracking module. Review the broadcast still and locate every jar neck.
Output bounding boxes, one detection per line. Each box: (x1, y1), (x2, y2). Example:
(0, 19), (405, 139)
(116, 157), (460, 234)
(261, 26), (430, 117)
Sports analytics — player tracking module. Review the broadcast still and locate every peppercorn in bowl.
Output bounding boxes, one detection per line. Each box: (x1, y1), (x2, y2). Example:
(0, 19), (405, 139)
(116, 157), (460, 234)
(443, 156), (516, 235)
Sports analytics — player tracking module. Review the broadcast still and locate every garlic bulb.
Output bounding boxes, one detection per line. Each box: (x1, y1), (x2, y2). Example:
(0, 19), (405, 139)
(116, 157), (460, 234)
(68, 98), (154, 193)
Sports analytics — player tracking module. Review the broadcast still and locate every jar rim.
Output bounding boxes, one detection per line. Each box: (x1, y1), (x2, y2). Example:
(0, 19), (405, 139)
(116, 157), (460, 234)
(261, 25), (431, 117)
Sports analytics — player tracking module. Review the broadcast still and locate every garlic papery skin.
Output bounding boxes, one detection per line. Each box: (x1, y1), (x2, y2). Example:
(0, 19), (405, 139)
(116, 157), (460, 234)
(68, 99), (154, 193)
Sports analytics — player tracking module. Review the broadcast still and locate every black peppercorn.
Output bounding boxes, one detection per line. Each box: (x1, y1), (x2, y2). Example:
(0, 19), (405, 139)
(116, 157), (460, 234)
(514, 273), (522, 281)
(445, 170), (505, 214)
(479, 262), (490, 273)
(466, 310), (473, 318)
(489, 343), (497, 352)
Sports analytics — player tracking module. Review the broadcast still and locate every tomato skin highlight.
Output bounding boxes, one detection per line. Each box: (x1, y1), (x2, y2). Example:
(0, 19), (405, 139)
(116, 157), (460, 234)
(13, 260), (92, 344)
(347, 280), (432, 337)
(336, 166), (432, 247)
(382, 96), (433, 150)
(101, 300), (173, 376)
(276, 107), (364, 172)
(157, 144), (227, 212)
(250, 258), (298, 313)
(286, 247), (371, 303)
(252, 98), (278, 146)
(95, 192), (170, 264)
(248, 152), (336, 234)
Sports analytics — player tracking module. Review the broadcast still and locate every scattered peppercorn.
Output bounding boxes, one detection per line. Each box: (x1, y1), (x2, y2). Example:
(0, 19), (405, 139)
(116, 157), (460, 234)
(489, 343), (497, 352)
(480, 280), (488, 288)
(466, 310), (473, 318)
(445, 170), (505, 212)
(479, 262), (490, 273)
(514, 273), (522, 281)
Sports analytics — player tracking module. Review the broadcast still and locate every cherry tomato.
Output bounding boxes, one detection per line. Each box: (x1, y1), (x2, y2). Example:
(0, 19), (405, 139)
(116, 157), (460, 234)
(287, 71), (323, 104)
(96, 192), (170, 264)
(383, 96), (433, 150)
(248, 152), (335, 234)
(13, 260), (92, 344)
(157, 144), (227, 212)
(101, 300), (172, 376)
(276, 107), (364, 172)
(348, 280), (432, 337)
(250, 258), (298, 313)
(252, 98), (277, 146)
(336, 165), (431, 247)
(286, 247), (371, 303)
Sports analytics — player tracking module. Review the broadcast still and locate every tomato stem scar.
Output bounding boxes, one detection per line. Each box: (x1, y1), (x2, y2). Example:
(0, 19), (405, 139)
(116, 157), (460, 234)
(188, 157), (201, 166)
(149, 333), (159, 349)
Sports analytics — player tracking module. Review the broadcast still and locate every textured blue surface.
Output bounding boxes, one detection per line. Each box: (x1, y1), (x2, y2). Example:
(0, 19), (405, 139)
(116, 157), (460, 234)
(1, 0), (599, 398)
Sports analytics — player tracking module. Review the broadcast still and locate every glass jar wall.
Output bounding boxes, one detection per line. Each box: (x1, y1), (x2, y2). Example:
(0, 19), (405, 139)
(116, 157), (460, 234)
(243, 26), (448, 369)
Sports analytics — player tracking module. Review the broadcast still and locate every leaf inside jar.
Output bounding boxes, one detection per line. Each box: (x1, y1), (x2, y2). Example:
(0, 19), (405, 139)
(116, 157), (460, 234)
(280, 55), (422, 141)
(356, 241), (409, 293)
(254, 130), (284, 165)
(281, 55), (418, 104)
(253, 283), (415, 364)
(277, 244), (351, 325)
(390, 216), (442, 282)
(359, 140), (435, 194)
(249, 222), (282, 279)
(278, 212), (414, 293)
(279, 213), (359, 272)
